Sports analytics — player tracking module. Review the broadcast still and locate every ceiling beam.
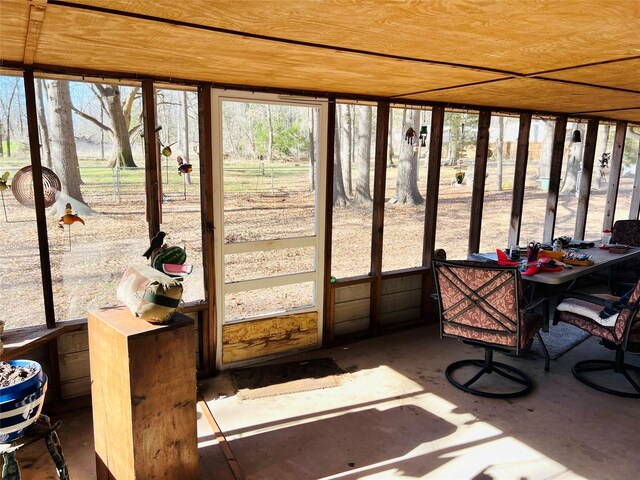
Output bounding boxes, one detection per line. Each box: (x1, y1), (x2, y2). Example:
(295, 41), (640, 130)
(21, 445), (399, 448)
(23, 0), (48, 65)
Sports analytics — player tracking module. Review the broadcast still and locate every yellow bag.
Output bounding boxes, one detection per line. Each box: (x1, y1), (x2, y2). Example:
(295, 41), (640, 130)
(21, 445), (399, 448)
(116, 264), (183, 323)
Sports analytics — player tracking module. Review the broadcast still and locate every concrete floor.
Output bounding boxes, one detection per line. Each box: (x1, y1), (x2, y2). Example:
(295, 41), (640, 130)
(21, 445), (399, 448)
(14, 323), (640, 480)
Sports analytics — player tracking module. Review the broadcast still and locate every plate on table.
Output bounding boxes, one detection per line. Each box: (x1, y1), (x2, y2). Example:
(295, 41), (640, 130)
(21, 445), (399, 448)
(563, 258), (594, 266)
(563, 252), (595, 266)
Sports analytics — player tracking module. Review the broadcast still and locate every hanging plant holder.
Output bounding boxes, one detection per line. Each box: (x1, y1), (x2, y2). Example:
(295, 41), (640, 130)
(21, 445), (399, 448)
(404, 127), (416, 145)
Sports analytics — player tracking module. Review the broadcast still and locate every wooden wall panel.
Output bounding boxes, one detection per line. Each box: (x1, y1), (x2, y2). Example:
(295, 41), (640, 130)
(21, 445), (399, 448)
(221, 312), (318, 364)
(382, 275), (422, 295)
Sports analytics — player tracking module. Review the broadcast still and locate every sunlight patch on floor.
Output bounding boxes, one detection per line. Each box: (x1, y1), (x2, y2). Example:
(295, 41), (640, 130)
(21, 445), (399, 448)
(207, 364), (589, 480)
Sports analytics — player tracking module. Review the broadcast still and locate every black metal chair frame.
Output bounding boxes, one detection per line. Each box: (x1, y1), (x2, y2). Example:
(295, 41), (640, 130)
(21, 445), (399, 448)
(556, 292), (640, 398)
(433, 260), (550, 399)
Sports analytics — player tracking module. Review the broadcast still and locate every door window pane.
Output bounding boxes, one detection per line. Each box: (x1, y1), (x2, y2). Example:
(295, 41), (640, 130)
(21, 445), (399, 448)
(222, 101), (316, 243)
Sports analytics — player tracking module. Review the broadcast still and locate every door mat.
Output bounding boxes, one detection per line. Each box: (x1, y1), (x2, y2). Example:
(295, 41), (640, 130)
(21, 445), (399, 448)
(230, 357), (348, 400)
(531, 322), (591, 360)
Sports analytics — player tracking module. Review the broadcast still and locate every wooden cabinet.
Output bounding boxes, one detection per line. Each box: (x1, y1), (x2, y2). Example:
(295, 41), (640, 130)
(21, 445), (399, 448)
(88, 306), (198, 479)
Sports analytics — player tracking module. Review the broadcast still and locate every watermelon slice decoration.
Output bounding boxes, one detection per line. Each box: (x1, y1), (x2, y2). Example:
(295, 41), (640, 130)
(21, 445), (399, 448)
(162, 263), (193, 276)
(152, 245), (187, 270)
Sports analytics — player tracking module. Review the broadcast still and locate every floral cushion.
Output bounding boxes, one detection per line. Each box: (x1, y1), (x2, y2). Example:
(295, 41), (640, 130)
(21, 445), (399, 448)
(436, 261), (539, 350)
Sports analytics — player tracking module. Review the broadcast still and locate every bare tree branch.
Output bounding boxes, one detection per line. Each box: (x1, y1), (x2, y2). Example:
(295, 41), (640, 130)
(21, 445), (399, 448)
(71, 106), (113, 133)
(122, 86), (140, 125)
(89, 84), (109, 115)
(128, 123), (142, 136)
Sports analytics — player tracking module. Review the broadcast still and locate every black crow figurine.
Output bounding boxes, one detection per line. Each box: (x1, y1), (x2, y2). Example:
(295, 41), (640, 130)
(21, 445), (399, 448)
(143, 231), (166, 259)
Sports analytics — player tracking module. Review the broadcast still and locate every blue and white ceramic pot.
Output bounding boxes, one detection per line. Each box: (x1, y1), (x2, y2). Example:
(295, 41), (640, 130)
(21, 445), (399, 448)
(0, 360), (48, 443)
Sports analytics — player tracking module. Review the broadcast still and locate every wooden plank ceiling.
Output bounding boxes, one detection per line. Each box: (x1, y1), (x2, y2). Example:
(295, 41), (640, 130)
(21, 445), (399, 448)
(1, 0), (639, 122)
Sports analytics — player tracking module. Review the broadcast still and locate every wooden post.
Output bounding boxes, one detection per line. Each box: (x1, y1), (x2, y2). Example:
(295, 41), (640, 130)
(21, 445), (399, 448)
(322, 98), (336, 346)
(468, 109), (491, 255)
(89, 307), (198, 480)
(422, 106), (444, 318)
(603, 121), (628, 231)
(23, 69), (56, 328)
(542, 116), (568, 244)
(142, 79), (161, 237)
(629, 143), (640, 220)
(574, 119), (598, 240)
(197, 84), (216, 374)
(508, 113), (531, 248)
(369, 101), (389, 335)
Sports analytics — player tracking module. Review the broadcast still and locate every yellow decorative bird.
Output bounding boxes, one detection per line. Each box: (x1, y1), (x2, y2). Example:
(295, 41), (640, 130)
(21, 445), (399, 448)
(58, 203), (85, 226)
(0, 172), (9, 192)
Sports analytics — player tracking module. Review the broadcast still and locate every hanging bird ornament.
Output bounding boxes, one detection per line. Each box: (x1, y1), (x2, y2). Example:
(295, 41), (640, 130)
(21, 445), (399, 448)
(0, 172), (9, 192)
(177, 156), (193, 176)
(160, 140), (177, 158)
(58, 203), (84, 251)
(0, 171), (10, 222)
(58, 203), (85, 226)
(404, 127), (416, 145)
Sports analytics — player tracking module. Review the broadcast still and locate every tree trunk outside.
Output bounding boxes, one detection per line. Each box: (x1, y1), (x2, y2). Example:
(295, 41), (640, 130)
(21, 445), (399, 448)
(4, 79), (18, 157)
(561, 124), (585, 194)
(333, 112), (348, 206)
(46, 80), (89, 213)
(102, 86), (137, 168)
(266, 105), (274, 163)
(387, 110), (395, 166)
(391, 110), (423, 205)
(340, 104), (352, 197)
(36, 79), (52, 168)
(496, 116), (504, 190)
(538, 121), (554, 179)
(353, 105), (372, 204)
(308, 109), (316, 192)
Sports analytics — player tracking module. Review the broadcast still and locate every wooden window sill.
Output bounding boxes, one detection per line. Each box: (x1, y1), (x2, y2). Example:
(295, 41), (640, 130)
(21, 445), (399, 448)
(1, 319), (87, 360)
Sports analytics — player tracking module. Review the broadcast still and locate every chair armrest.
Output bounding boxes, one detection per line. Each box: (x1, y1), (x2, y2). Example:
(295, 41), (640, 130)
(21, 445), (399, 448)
(524, 296), (549, 312)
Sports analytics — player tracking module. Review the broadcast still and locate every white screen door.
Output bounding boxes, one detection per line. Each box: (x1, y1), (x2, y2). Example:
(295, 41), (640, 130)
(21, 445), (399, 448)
(212, 90), (327, 365)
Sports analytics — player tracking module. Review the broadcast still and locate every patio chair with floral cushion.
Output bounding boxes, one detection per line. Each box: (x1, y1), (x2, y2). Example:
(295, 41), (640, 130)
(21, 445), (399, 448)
(432, 260), (550, 398)
(554, 278), (640, 398)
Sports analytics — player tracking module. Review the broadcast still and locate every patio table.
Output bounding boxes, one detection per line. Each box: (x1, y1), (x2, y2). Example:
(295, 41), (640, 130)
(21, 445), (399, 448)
(469, 246), (640, 329)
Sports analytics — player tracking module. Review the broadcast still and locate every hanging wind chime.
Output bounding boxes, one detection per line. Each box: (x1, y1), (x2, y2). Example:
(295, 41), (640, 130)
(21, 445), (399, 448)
(419, 125), (428, 147)
(58, 203), (85, 251)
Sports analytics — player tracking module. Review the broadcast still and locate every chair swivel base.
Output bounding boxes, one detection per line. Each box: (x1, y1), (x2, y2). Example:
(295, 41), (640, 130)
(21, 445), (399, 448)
(445, 358), (533, 398)
(572, 359), (640, 398)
